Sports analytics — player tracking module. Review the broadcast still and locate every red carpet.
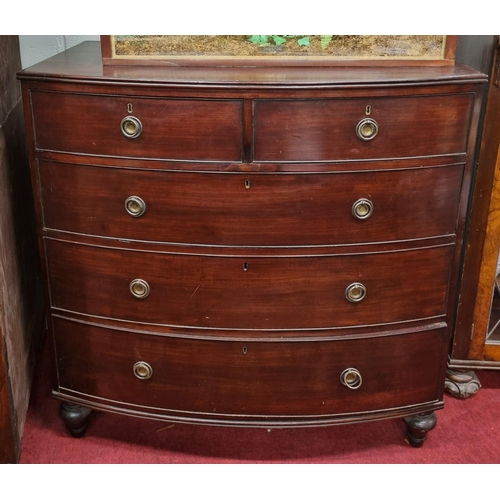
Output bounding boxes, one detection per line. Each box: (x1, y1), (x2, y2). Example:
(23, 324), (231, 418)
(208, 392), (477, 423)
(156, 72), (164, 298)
(19, 340), (500, 464)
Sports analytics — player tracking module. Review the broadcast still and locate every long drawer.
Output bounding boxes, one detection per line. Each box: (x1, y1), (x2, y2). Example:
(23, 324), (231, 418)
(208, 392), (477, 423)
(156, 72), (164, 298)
(46, 239), (453, 330)
(254, 95), (473, 162)
(40, 161), (463, 246)
(31, 91), (244, 161)
(54, 317), (445, 417)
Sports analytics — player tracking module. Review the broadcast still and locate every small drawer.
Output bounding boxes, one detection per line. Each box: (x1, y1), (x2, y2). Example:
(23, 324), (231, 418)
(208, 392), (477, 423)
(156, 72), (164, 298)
(254, 94), (473, 162)
(31, 91), (243, 161)
(46, 239), (453, 330)
(54, 317), (445, 418)
(39, 161), (464, 246)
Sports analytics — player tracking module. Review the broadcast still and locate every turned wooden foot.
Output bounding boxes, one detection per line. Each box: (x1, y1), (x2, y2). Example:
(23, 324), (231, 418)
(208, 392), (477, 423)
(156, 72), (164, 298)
(445, 369), (481, 398)
(59, 402), (92, 438)
(403, 412), (437, 448)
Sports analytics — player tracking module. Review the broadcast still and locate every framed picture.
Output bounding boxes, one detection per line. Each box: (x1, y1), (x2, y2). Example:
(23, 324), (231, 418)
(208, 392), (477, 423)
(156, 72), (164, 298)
(100, 35), (457, 67)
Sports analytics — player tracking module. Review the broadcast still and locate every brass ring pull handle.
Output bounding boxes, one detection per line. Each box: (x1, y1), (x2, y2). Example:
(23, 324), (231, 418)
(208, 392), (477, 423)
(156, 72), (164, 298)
(121, 116), (143, 139)
(340, 368), (363, 389)
(345, 283), (367, 303)
(133, 361), (153, 380)
(352, 199), (374, 220)
(129, 279), (150, 299)
(356, 118), (379, 141)
(125, 196), (146, 218)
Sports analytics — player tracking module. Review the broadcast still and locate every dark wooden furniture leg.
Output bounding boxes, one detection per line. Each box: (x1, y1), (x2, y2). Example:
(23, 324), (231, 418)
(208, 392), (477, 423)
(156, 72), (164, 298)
(59, 402), (92, 438)
(403, 412), (437, 448)
(445, 368), (481, 398)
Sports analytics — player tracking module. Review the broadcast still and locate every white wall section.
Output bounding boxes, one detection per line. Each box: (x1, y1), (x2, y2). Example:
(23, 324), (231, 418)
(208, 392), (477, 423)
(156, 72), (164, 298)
(18, 35), (99, 69)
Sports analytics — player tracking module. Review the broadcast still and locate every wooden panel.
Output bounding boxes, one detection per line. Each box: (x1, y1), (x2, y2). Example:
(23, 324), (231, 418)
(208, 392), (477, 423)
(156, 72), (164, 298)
(0, 37), (44, 463)
(40, 161), (464, 246)
(468, 86), (500, 360)
(54, 317), (445, 416)
(46, 239), (453, 330)
(31, 91), (244, 161)
(254, 95), (473, 162)
(483, 343), (500, 361)
(451, 38), (500, 362)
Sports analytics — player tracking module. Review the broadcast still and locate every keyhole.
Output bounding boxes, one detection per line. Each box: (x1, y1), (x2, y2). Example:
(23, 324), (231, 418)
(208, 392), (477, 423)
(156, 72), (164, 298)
(243, 263), (249, 271)
(245, 180), (251, 189)
(242, 346), (248, 355)
(366, 105), (371, 115)
(127, 103), (133, 113)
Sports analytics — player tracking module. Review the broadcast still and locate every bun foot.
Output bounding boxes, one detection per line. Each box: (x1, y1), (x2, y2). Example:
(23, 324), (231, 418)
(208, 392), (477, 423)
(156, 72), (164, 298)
(59, 402), (92, 438)
(403, 412), (437, 448)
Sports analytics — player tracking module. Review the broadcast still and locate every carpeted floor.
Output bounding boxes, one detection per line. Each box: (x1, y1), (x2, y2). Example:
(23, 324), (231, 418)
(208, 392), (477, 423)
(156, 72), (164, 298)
(19, 340), (500, 464)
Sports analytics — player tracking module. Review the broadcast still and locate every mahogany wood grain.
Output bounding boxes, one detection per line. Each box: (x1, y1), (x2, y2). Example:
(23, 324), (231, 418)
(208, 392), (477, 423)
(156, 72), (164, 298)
(100, 35), (112, 60)
(43, 229), (455, 258)
(53, 316), (445, 417)
(20, 42), (483, 90)
(254, 95), (473, 162)
(51, 311), (448, 341)
(17, 40), (488, 439)
(45, 239), (453, 330)
(36, 151), (466, 172)
(445, 36), (459, 62)
(100, 57), (457, 69)
(39, 161), (464, 247)
(31, 91), (244, 161)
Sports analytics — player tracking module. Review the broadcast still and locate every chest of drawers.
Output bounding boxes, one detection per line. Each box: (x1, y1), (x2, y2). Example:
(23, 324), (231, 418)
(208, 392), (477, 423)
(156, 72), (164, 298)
(19, 42), (487, 448)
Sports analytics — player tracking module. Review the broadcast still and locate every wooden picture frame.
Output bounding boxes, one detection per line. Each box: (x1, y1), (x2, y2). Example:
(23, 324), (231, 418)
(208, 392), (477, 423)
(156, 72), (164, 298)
(100, 35), (458, 67)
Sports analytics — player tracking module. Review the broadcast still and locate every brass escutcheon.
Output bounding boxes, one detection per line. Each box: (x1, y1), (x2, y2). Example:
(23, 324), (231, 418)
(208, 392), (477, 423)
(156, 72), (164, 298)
(130, 279), (150, 299)
(121, 116), (143, 139)
(345, 283), (366, 303)
(125, 196), (146, 218)
(356, 118), (379, 141)
(352, 199), (374, 220)
(340, 368), (362, 389)
(133, 361), (153, 380)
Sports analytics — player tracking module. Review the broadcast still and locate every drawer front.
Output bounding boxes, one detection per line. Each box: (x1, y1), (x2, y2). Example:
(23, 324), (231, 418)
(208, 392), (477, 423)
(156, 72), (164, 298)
(254, 95), (473, 162)
(40, 161), (463, 246)
(31, 91), (243, 161)
(46, 240), (452, 329)
(54, 317), (444, 417)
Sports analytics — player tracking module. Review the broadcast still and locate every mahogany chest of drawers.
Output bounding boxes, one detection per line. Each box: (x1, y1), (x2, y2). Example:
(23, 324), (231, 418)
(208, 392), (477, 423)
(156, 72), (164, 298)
(19, 42), (487, 447)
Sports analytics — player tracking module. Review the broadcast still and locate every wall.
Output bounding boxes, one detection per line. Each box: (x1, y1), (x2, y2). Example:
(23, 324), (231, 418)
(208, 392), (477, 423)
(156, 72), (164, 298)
(18, 35), (99, 69)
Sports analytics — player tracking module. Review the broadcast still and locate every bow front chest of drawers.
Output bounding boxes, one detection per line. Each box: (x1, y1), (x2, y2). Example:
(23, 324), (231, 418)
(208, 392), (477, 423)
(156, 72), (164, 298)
(19, 42), (487, 447)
